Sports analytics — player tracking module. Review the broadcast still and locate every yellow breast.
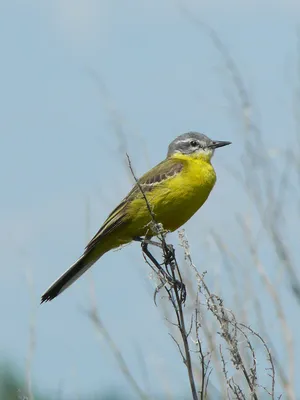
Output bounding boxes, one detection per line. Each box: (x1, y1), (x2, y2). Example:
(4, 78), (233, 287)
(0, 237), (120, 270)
(127, 154), (217, 235)
(151, 154), (216, 231)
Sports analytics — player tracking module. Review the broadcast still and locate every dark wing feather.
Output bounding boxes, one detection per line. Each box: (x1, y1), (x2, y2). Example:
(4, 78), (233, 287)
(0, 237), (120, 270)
(131, 158), (184, 193)
(84, 158), (184, 253)
(84, 200), (128, 253)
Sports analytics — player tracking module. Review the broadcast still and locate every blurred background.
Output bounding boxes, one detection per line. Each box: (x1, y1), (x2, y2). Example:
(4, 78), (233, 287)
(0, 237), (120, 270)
(1, 0), (299, 399)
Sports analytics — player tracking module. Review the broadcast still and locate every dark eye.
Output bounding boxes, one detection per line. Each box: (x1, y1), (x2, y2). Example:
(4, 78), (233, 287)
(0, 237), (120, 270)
(190, 140), (198, 147)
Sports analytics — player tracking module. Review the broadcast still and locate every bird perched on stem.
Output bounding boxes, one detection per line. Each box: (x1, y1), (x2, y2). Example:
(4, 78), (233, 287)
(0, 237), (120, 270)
(41, 132), (231, 303)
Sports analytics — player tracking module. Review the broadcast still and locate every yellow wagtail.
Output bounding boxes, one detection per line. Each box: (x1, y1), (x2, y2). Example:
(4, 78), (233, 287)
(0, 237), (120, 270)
(41, 132), (231, 303)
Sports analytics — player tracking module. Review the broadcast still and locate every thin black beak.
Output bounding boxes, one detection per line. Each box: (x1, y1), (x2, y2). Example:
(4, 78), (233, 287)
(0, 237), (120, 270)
(209, 140), (232, 149)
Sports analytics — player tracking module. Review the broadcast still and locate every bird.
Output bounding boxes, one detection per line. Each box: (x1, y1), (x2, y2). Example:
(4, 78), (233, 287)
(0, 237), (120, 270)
(41, 132), (231, 303)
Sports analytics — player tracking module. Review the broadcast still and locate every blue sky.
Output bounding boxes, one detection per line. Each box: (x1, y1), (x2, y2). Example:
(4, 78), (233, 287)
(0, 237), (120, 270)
(1, 0), (299, 398)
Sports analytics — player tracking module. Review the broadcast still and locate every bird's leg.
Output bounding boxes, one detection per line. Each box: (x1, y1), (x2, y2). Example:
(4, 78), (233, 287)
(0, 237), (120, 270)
(161, 243), (177, 280)
(134, 237), (186, 304)
(133, 237), (175, 284)
(140, 241), (174, 284)
(134, 236), (171, 267)
(133, 237), (175, 263)
(161, 243), (186, 304)
(133, 236), (162, 249)
(163, 244), (176, 268)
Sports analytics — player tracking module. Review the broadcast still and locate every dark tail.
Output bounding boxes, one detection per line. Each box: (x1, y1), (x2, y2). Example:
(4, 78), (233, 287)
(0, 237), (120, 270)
(41, 251), (100, 303)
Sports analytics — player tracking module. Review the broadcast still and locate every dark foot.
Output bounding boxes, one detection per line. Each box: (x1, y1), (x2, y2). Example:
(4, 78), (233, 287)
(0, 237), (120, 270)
(135, 236), (186, 305)
(175, 280), (186, 304)
(133, 236), (163, 249)
(163, 244), (176, 265)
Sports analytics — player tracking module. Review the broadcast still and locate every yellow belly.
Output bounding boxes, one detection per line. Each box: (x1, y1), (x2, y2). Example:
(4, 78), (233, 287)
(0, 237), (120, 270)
(126, 157), (216, 236)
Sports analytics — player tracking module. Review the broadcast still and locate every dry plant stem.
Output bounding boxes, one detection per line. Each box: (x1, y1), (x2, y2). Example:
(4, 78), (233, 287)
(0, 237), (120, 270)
(194, 298), (208, 399)
(89, 311), (148, 400)
(217, 306), (258, 399)
(148, 252), (197, 399)
(194, 307), (227, 396)
(25, 269), (36, 400)
(126, 154), (198, 400)
(238, 217), (295, 400)
(240, 324), (275, 399)
(178, 231), (277, 400)
(164, 246), (198, 400)
(219, 345), (231, 399)
(254, 301), (289, 395)
(86, 284), (149, 400)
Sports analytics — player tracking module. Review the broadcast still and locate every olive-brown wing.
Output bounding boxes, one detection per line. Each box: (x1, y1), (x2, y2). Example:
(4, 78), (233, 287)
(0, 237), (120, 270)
(84, 158), (184, 253)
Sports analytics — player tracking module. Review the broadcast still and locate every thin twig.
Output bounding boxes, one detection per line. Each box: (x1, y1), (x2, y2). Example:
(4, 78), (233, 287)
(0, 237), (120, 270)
(85, 283), (149, 400)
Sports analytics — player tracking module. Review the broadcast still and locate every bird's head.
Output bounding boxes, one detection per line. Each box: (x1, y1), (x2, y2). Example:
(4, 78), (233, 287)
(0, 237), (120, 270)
(167, 132), (231, 162)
